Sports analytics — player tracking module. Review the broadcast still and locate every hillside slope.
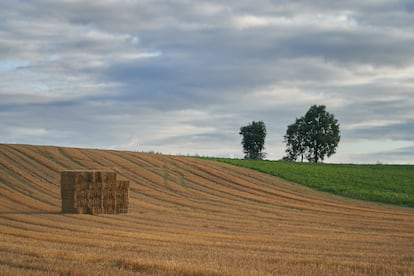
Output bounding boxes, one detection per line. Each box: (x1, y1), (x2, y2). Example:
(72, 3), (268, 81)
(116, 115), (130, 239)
(0, 144), (413, 275)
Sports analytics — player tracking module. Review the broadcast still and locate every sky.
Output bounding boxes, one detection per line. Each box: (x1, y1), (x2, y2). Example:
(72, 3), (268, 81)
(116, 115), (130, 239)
(1, 0), (414, 164)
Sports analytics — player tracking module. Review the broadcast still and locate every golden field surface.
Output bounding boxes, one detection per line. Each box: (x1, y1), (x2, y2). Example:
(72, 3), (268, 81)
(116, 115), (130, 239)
(0, 144), (413, 275)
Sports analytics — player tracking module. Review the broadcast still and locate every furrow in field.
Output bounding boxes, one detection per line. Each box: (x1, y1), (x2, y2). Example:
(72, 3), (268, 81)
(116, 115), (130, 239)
(0, 146), (60, 199)
(0, 144), (413, 275)
(96, 151), (269, 217)
(175, 156), (412, 220)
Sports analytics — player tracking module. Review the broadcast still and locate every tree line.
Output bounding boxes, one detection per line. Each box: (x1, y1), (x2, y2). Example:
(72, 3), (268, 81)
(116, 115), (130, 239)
(240, 105), (340, 163)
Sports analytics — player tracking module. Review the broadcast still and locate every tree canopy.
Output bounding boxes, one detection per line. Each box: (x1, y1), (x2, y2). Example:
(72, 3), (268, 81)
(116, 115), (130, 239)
(284, 105), (340, 163)
(239, 121), (267, 160)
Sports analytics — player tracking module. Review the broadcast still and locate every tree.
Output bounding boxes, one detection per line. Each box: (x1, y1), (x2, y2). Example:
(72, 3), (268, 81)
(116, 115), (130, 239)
(284, 117), (306, 162)
(239, 121), (267, 159)
(284, 105), (340, 163)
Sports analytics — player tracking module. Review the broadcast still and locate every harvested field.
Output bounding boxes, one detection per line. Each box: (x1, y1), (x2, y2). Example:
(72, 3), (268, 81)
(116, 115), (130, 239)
(0, 144), (413, 275)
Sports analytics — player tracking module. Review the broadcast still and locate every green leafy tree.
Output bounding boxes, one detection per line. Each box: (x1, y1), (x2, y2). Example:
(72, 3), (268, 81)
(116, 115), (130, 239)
(239, 121), (267, 159)
(284, 117), (306, 162)
(284, 105), (340, 163)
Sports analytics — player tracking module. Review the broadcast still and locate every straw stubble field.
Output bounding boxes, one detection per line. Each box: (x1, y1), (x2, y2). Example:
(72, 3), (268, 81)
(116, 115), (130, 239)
(0, 144), (413, 275)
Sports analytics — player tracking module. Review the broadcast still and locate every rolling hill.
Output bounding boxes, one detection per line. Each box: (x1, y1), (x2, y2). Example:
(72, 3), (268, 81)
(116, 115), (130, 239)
(0, 144), (413, 275)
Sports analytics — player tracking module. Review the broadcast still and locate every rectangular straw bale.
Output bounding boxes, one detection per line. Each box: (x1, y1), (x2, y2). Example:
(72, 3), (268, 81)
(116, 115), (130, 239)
(60, 171), (78, 213)
(116, 180), (129, 213)
(60, 170), (129, 214)
(101, 178), (114, 214)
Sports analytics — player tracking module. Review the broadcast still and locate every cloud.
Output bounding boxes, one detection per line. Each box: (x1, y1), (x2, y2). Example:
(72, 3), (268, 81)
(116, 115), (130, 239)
(353, 145), (414, 164)
(347, 121), (414, 141)
(0, 0), (414, 163)
(231, 12), (358, 30)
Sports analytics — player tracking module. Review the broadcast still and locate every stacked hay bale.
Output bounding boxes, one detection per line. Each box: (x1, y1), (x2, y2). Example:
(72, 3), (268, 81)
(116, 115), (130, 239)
(60, 171), (79, 213)
(60, 170), (129, 214)
(116, 180), (129, 213)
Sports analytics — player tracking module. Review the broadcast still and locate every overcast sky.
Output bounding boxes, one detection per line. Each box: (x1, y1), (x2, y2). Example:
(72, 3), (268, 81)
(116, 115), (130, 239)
(1, 0), (414, 163)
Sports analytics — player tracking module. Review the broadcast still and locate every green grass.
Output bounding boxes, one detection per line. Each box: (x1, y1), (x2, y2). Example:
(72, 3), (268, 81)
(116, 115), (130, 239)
(208, 158), (414, 207)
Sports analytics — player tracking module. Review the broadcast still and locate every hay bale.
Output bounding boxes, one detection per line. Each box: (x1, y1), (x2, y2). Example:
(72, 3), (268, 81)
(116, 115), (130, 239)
(116, 180), (129, 214)
(60, 171), (77, 213)
(60, 170), (128, 214)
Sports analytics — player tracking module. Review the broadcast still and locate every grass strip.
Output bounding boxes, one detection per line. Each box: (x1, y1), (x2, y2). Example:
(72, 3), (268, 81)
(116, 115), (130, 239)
(208, 158), (414, 208)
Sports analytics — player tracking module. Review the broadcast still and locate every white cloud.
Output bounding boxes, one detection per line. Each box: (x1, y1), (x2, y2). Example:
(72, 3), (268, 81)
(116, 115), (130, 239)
(1, 0), (414, 163)
(246, 85), (341, 109)
(232, 12), (357, 30)
(193, 3), (228, 17)
(345, 120), (403, 130)
(8, 127), (48, 137)
(117, 51), (162, 61)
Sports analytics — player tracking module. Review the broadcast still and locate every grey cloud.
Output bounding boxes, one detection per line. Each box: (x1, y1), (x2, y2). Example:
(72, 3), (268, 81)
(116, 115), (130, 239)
(355, 146), (414, 164)
(346, 121), (414, 141)
(283, 30), (414, 67)
(1, 1), (414, 163)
